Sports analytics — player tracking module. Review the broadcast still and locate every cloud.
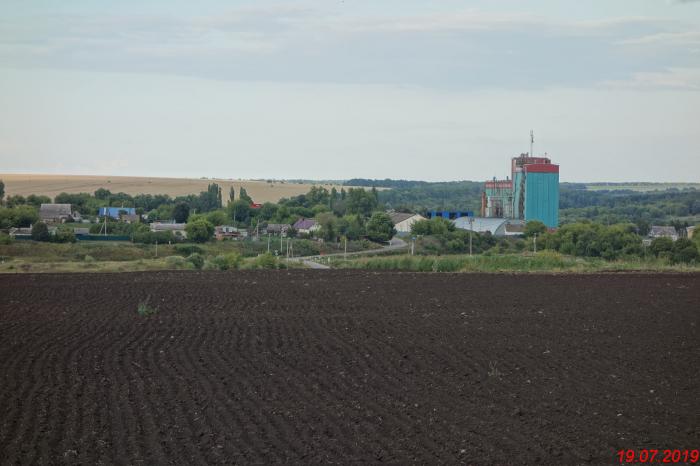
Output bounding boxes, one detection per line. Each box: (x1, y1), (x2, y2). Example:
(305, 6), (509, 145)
(602, 67), (700, 90)
(618, 31), (700, 46)
(0, 6), (698, 91)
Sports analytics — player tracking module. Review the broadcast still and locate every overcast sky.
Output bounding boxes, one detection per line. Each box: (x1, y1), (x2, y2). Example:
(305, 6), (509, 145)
(1, 0), (699, 182)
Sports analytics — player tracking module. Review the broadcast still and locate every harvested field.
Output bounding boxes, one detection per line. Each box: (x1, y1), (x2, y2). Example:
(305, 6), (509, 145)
(0, 271), (698, 465)
(0, 173), (343, 204)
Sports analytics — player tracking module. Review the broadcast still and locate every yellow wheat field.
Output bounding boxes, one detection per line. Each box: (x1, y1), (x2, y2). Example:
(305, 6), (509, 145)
(0, 173), (344, 205)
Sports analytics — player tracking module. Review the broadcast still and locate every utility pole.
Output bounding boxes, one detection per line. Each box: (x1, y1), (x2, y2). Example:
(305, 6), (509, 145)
(344, 236), (347, 261)
(267, 233), (271, 253)
(411, 237), (415, 256)
(534, 233), (538, 253)
(155, 239), (158, 258)
(468, 216), (474, 256)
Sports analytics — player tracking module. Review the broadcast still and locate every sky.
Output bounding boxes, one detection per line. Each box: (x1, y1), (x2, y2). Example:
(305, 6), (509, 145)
(1, 0), (699, 182)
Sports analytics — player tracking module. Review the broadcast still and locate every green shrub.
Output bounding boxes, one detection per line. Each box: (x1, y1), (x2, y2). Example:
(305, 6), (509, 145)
(174, 244), (204, 256)
(137, 298), (158, 317)
(209, 252), (243, 270)
(31, 222), (51, 242)
(54, 225), (76, 243)
(187, 253), (205, 269)
(0, 233), (12, 245)
(252, 252), (284, 269)
(165, 255), (191, 269)
(83, 255), (96, 262)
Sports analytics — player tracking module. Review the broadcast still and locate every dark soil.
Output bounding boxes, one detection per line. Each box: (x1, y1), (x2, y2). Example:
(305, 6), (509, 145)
(0, 271), (698, 465)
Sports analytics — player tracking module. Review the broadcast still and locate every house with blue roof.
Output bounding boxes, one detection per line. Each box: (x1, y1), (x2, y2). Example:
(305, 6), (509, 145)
(98, 206), (137, 219)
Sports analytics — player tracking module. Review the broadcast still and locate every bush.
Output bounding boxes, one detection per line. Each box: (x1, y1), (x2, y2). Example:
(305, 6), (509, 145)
(187, 253), (205, 269)
(0, 233), (12, 245)
(174, 244), (204, 256)
(165, 255), (191, 269)
(54, 225), (76, 243)
(251, 252), (284, 269)
(671, 238), (699, 264)
(31, 222), (51, 242)
(209, 252), (243, 270)
(366, 212), (396, 243)
(185, 219), (215, 243)
(650, 237), (674, 257)
(83, 255), (95, 262)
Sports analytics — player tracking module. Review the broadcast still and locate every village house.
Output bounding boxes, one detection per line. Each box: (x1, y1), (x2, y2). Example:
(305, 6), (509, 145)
(99, 206), (137, 220)
(649, 225), (678, 242)
(214, 225), (248, 241)
(266, 223), (291, 236)
(293, 218), (320, 235)
(150, 222), (187, 239)
(39, 203), (77, 223)
(389, 212), (426, 235)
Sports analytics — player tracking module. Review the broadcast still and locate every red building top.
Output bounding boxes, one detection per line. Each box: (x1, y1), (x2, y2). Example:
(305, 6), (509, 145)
(485, 180), (513, 189)
(524, 163), (559, 174)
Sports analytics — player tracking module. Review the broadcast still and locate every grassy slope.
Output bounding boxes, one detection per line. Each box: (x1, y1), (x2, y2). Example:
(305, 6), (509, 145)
(328, 252), (700, 273)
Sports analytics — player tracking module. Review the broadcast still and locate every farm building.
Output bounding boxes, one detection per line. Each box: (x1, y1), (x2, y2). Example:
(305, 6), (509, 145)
(480, 139), (560, 228)
(293, 218), (320, 235)
(39, 204), (77, 223)
(266, 223), (291, 236)
(150, 222), (187, 239)
(687, 226), (696, 240)
(215, 225), (248, 240)
(453, 217), (525, 237)
(649, 226), (678, 241)
(389, 212), (426, 234)
(99, 207), (137, 220)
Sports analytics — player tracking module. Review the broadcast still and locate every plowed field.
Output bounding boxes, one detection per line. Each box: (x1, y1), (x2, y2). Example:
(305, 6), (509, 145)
(1, 271), (698, 465)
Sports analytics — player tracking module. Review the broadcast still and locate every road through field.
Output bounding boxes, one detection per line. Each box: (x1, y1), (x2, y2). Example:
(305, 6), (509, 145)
(0, 271), (698, 465)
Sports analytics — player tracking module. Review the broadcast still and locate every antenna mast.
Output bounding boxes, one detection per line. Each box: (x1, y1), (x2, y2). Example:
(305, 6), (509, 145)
(530, 130), (534, 157)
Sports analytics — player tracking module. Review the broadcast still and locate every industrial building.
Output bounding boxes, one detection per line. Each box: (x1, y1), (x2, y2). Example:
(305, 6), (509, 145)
(480, 151), (560, 228)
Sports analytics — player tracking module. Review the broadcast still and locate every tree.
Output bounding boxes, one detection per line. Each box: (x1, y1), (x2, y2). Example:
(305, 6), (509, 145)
(346, 188), (378, 217)
(671, 238), (699, 264)
(410, 218), (454, 236)
(365, 212), (396, 243)
(94, 188), (112, 200)
(26, 194), (52, 207)
(229, 186), (236, 203)
(0, 179), (4, 203)
(228, 199), (251, 224)
(650, 237), (674, 257)
(316, 212), (337, 241)
(173, 202), (190, 223)
(205, 210), (228, 226)
(337, 214), (365, 240)
(185, 219), (214, 243)
(31, 222), (51, 242)
(524, 220), (547, 238)
(239, 187), (253, 204)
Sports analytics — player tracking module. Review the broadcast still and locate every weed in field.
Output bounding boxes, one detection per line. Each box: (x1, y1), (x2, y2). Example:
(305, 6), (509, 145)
(137, 297), (158, 317)
(488, 361), (501, 377)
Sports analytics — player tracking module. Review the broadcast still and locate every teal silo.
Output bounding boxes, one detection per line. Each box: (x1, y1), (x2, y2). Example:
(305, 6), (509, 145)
(523, 164), (559, 228)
